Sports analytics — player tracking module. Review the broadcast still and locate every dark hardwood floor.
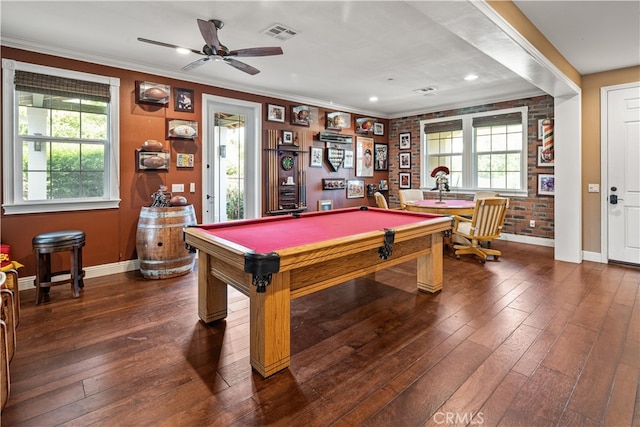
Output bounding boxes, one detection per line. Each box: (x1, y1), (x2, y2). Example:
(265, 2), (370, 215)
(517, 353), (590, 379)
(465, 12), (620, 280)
(2, 241), (639, 426)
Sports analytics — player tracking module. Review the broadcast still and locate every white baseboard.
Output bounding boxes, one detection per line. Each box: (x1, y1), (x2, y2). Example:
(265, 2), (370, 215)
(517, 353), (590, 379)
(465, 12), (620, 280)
(18, 259), (140, 291)
(582, 251), (604, 263)
(497, 233), (555, 247)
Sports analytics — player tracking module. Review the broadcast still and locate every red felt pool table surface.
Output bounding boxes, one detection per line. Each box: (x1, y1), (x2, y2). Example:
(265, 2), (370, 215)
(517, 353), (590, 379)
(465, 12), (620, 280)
(191, 207), (445, 253)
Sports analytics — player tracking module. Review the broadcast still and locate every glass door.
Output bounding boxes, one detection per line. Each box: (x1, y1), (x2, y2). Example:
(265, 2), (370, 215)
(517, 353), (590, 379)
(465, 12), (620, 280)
(202, 96), (261, 224)
(214, 112), (246, 221)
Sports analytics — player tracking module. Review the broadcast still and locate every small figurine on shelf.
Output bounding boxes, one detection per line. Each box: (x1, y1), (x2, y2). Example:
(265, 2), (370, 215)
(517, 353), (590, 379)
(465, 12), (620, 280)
(150, 185), (172, 207)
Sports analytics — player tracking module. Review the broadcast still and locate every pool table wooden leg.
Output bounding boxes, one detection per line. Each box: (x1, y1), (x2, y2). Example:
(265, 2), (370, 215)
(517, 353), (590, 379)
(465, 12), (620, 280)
(416, 233), (444, 293)
(250, 271), (291, 377)
(198, 252), (228, 323)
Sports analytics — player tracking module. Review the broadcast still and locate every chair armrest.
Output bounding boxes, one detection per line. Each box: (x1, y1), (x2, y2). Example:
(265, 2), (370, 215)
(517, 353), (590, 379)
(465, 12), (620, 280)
(451, 214), (471, 229)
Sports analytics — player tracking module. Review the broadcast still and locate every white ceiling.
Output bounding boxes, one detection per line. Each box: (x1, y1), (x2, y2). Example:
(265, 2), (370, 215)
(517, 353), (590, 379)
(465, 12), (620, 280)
(1, 1), (638, 118)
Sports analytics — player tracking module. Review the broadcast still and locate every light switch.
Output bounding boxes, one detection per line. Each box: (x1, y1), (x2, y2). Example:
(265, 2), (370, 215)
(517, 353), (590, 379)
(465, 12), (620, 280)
(588, 184), (599, 193)
(190, 183), (196, 193)
(172, 183), (184, 193)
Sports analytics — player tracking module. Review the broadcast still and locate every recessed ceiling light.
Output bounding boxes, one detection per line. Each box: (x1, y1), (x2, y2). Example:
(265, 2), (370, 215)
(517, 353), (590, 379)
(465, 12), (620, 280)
(464, 74), (478, 81)
(176, 47), (190, 55)
(369, 96), (378, 102)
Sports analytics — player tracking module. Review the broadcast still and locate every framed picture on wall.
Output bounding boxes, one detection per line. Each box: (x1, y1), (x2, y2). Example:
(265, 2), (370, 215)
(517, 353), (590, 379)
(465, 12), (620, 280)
(538, 174), (555, 195)
(399, 172), (411, 189)
(310, 147), (323, 167)
(373, 122), (384, 136)
(282, 130), (293, 144)
(343, 149), (354, 169)
(374, 143), (388, 171)
(174, 88), (194, 112)
(537, 145), (554, 167)
(399, 132), (411, 149)
(267, 104), (285, 122)
(346, 179), (365, 198)
(399, 152), (411, 169)
(356, 136), (374, 177)
(176, 153), (194, 168)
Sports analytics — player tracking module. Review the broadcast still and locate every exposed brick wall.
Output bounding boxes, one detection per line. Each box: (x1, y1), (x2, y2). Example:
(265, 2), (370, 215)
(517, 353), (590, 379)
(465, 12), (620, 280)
(389, 95), (554, 240)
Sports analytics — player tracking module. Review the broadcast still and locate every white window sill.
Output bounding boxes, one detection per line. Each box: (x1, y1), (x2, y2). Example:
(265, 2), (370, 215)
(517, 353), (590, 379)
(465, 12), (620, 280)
(2, 199), (120, 215)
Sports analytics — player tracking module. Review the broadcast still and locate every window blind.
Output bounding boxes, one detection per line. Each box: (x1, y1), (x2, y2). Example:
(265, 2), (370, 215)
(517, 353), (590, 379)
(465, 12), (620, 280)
(14, 70), (110, 102)
(472, 112), (521, 127)
(423, 119), (462, 134)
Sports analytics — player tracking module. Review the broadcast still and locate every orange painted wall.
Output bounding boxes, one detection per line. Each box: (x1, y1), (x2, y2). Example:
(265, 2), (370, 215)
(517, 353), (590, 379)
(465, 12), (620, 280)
(0, 47), (388, 276)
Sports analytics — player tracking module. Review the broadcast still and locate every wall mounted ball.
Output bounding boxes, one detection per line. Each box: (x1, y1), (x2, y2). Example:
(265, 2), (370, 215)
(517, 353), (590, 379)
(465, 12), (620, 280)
(142, 155), (167, 169)
(141, 140), (164, 152)
(144, 87), (168, 100)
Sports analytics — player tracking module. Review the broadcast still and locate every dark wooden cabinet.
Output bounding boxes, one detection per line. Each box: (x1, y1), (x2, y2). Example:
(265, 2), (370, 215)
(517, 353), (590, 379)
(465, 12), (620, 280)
(265, 130), (307, 215)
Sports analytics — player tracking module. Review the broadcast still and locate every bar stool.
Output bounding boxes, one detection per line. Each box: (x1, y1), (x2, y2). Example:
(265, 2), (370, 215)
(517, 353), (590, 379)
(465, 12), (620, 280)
(32, 230), (86, 305)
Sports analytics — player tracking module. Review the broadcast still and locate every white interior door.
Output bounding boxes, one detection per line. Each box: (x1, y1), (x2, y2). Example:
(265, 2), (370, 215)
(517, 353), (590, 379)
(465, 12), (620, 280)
(606, 83), (640, 265)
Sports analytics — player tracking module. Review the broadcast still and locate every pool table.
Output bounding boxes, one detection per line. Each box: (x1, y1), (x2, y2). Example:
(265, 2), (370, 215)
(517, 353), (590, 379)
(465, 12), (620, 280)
(183, 207), (451, 377)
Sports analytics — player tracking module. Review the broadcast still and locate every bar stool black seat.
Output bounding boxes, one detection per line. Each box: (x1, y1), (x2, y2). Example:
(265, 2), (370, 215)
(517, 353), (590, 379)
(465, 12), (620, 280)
(32, 230), (85, 305)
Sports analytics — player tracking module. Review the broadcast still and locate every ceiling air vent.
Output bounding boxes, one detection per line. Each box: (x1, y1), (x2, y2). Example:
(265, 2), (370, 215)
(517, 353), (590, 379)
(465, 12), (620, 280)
(413, 86), (438, 96)
(262, 24), (298, 41)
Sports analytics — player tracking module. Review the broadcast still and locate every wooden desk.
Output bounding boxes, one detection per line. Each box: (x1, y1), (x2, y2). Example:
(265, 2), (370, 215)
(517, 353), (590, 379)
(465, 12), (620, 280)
(405, 199), (475, 216)
(183, 207), (451, 377)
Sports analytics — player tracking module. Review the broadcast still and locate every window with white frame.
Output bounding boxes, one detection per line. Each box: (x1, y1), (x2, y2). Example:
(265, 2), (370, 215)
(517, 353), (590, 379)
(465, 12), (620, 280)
(420, 107), (528, 194)
(2, 60), (120, 214)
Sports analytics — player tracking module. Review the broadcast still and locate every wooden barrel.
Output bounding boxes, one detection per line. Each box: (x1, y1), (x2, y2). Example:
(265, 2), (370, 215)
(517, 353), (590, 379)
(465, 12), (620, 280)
(136, 205), (197, 279)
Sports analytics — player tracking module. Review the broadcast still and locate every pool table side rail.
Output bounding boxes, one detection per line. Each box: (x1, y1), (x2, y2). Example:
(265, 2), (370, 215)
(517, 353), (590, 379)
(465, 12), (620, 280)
(184, 216), (451, 273)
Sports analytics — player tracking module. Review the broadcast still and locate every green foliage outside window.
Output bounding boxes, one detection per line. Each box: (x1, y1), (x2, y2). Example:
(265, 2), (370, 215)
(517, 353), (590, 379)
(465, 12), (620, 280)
(18, 95), (108, 200)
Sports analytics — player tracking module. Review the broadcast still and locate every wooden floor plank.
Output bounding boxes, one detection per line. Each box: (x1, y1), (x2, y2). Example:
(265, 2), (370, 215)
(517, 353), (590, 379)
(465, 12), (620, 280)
(603, 362), (639, 427)
(567, 302), (634, 421)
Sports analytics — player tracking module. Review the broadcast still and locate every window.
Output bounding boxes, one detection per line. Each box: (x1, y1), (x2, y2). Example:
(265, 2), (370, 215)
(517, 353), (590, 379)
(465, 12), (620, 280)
(2, 60), (120, 214)
(420, 107), (527, 195)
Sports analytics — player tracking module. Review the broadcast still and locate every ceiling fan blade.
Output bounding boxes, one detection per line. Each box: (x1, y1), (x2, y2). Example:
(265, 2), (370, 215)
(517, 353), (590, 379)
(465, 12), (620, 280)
(197, 19), (222, 53)
(224, 58), (260, 75)
(137, 37), (203, 56)
(227, 47), (283, 57)
(182, 57), (211, 71)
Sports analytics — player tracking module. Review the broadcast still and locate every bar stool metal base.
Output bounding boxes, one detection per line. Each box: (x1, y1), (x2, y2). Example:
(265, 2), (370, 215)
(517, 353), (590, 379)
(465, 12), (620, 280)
(32, 230), (86, 305)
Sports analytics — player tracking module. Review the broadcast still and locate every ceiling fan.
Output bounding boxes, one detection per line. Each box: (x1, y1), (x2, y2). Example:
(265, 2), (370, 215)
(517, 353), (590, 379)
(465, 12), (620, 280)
(138, 19), (283, 75)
